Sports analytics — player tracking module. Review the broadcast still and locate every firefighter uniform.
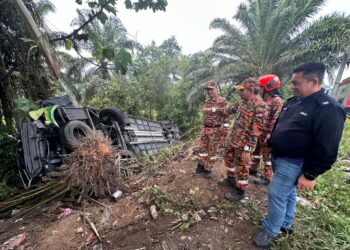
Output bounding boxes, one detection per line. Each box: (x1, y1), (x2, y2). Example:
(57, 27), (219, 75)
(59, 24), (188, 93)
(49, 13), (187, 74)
(197, 80), (229, 176)
(251, 96), (283, 180)
(251, 74), (284, 183)
(224, 80), (267, 193)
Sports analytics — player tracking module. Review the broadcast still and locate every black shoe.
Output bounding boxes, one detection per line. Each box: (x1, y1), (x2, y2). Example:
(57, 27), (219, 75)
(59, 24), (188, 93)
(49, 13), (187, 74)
(280, 227), (293, 234)
(249, 169), (258, 176)
(225, 189), (245, 202)
(204, 170), (213, 179)
(254, 178), (270, 186)
(218, 177), (236, 187)
(193, 164), (205, 175)
(252, 230), (276, 248)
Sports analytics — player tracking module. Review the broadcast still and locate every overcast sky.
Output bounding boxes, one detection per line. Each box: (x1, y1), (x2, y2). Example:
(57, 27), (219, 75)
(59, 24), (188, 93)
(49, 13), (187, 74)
(46, 0), (350, 78)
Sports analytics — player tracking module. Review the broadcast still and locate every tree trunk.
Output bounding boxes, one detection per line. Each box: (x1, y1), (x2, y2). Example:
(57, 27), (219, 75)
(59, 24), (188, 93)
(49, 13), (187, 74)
(334, 52), (348, 84)
(0, 50), (14, 130)
(332, 51), (348, 97)
(100, 59), (110, 80)
(0, 82), (14, 130)
(12, 0), (61, 80)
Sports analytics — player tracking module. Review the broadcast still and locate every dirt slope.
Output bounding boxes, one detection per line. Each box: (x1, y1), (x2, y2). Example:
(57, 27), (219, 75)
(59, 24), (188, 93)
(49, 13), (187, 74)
(0, 143), (269, 250)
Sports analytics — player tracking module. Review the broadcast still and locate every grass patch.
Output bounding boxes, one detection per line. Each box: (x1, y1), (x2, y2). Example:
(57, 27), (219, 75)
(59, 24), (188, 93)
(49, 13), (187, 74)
(138, 185), (203, 230)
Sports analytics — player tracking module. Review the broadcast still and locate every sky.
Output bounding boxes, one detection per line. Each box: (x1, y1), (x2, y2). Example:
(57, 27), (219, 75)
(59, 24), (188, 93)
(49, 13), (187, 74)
(46, 0), (350, 79)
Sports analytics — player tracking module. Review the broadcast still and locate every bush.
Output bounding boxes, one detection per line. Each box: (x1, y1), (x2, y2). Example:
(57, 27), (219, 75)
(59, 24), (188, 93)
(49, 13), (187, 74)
(0, 127), (21, 199)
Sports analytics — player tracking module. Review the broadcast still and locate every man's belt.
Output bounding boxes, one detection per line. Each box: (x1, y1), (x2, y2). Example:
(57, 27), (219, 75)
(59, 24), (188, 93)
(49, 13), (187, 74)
(204, 123), (229, 128)
(204, 124), (221, 128)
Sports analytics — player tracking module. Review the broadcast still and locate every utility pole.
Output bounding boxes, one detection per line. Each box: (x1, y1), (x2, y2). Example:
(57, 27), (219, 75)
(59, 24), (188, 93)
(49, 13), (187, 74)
(10, 0), (61, 79)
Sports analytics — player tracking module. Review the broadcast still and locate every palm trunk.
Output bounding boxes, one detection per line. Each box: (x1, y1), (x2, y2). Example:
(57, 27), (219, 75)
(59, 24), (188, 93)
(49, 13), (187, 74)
(149, 103), (152, 120)
(12, 0), (60, 79)
(100, 59), (109, 80)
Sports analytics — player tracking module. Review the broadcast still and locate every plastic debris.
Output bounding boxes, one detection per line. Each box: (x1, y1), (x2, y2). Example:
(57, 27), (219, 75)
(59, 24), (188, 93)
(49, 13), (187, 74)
(2, 233), (26, 250)
(11, 209), (21, 216)
(75, 227), (84, 234)
(86, 233), (94, 244)
(112, 190), (123, 201)
(58, 208), (73, 219)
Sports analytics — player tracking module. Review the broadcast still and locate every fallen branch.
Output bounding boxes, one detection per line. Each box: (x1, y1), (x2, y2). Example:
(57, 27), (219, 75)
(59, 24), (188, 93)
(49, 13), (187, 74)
(1, 181), (61, 207)
(13, 186), (69, 218)
(80, 213), (102, 242)
(70, 188), (107, 208)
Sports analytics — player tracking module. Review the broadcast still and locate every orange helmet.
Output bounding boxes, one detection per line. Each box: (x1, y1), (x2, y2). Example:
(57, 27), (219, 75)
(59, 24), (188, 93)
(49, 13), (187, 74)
(258, 74), (281, 92)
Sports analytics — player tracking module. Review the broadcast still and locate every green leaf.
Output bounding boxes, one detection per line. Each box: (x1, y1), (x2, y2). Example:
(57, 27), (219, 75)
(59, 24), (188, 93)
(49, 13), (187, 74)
(92, 49), (101, 61)
(114, 48), (132, 75)
(180, 222), (190, 230)
(65, 39), (72, 50)
(124, 0), (133, 9)
(96, 44), (104, 54)
(20, 37), (35, 43)
(97, 11), (108, 24)
(98, 0), (107, 5)
(102, 48), (114, 60)
(104, 5), (116, 15)
(88, 1), (98, 8)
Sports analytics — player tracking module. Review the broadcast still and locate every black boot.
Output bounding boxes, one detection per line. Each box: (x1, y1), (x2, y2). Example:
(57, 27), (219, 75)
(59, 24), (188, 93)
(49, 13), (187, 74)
(204, 169), (213, 179)
(280, 227), (293, 234)
(254, 177), (270, 186)
(249, 169), (258, 177)
(218, 177), (236, 187)
(225, 188), (245, 202)
(252, 230), (276, 248)
(193, 163), (205, 175)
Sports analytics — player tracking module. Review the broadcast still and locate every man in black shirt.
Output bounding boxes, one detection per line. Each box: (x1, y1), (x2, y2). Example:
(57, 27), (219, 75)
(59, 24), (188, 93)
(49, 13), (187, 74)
(252, 63), (346, 248)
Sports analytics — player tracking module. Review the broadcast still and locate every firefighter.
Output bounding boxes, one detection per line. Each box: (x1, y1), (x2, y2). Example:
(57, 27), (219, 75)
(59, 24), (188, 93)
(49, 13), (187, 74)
(250, 74), (284, 185)
(194, 80), (229, 179)
(223, 78), (267, 201)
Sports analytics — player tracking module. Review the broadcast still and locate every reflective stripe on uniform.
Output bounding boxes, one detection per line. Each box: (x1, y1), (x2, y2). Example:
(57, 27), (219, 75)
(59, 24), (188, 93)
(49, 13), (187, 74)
(210, 156), (218, 160)
(237, 180), (249, 185)
(199, 153), (208, 157)
(252, 155), (261, 159)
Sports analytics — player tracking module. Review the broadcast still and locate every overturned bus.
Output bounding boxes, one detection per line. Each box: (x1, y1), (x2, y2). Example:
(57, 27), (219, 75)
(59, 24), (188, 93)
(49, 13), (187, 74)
(16, 95), (180, 188)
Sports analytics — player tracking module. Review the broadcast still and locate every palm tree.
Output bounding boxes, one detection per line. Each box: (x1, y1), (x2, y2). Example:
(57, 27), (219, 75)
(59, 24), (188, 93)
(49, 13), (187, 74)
(210, 0), (350, 82)
(184, 51), (235, 110)
(57, 51), (108, 105)
(53, 11), (140, 105)
(0, 0), (57, 128)
(73, 10), (140, 79)
(35, 0), (56, 21)
(183, 51), (218, 110)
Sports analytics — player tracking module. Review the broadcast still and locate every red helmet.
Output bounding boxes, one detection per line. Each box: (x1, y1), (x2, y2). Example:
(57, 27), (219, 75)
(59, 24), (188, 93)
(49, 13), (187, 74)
(258, 74), (281, 92)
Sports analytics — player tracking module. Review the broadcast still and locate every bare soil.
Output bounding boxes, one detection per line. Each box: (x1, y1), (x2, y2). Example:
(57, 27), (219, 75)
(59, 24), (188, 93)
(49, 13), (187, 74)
(0, 143), (269, 250)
